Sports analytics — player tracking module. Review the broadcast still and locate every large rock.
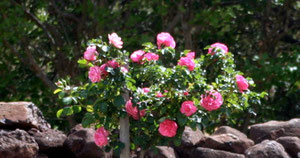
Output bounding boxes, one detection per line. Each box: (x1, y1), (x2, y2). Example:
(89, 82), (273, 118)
(28, 128), (67, 151)
(28, 128), (71, 158)
(249, 118), (300, 143)
(245, 140), (290, 158)
(0, 102), (51, 130)
(213, 126), (248, 139)
(63, 124), (108, 158)
(173, 126), (204, 157)
(276, 136), (300, 158)
(197, 133), (254, 154)
(145, 146), (179, 158)
(189, 147), (245, 158)
(181, 126), (204, 147)
(0, 129), (39, 158)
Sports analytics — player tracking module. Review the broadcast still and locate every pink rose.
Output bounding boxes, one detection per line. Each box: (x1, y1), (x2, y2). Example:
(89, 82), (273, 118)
(200, 91), (223, 111)
(235, 75), (249, 93)
(84, 46), (98, 61)
(186, 52), (195, 59)
(158, 119), (178, 137)
(180, 101), (197, 117)
(208, 43), (228, 55)
(107, 60), (120, 69)
(156, 92), (165, 98)
(88, 66), (102, 83)
(120, 67), (128, 73)
(183, 91), (189, 96)
(157, 32), (176, 49)
(99, 63), (109, 76)
(142, 87), (150, 93)
(125, 100), (146, 120)
(130, 50), (145, 63)
(178, 57), (195, 71)
(144, 53), (159, 61)
(108, 33), (123, 49)
(94, 127), (109, 147)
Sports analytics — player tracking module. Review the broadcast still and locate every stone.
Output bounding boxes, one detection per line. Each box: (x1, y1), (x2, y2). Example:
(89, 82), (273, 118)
(63, 125), (108, 158)
(28, 128), (67, 151)
(0, 129), (39, 158)
(173, 126), (204, 157)
(197, 133), (254, 154)
(245, 140), (290, 158)
(249, 118), (300, 143)
(213, 126), (248, 139)
(0, 102), (51, 130)
(189, 147), (245, 158)
(181, 126), (204, 147)
(145, 146), (179, 158)
(276, 136), (300, 158)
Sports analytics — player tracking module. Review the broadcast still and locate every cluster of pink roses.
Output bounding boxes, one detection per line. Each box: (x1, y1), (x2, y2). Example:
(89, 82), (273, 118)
(130, 50), (159, 64)
(178, 52), (196, 71)
(90, 32), (250, 147)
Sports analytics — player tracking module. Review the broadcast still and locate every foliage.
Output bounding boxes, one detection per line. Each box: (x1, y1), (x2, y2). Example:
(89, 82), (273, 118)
(55, 33), (265, 154)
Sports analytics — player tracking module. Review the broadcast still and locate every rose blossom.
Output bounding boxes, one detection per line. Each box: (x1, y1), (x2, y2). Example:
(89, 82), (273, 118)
(186, 52), (195, 59)
(156, 32), (176, 49)
(120, 66), (128, 73)
(178, 57), (195, 71)
(107, 60), (120, 69)
(130, 50), (145, 63)
(180, 101), (197, 117)
(200, 90), (223, 111)
(183, 91), (189, 96)
(158, 119), (178, 137)
(108, 33), (123, 49)
(144, 53), (159, 61)
(208, 42), (228, 55)
(156, 92), (165, 98)
(84, 46), (98, 61)
(125, 100), (146, 120)
(88, 66), (101, 83)
(235, 75), (249, 93)
(142, 87), (150, 93)
(99, 63), (109, 76)
(94, 127), (109, 147)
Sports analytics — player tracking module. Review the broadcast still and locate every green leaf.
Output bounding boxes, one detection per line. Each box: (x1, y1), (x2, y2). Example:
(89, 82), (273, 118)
(113, 95), (125, 108)
(56, 109), (63, 118)
(86, 105), (94, 112)
(82, 113), (96, 127)
(62, 106), (73, 116)
(53, 89), (62, 94)
(95, 102), (108, 113)
(63, 97), (73, 105)
(177, 113), (187, 126)
(72, 105), (82, 113)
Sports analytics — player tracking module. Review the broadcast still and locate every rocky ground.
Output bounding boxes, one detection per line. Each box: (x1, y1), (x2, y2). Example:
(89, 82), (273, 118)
(0, 102), (299, 158)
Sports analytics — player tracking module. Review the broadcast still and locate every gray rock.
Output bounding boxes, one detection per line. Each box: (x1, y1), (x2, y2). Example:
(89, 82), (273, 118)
(276, 136), (300, 158)
(145, 146), (179, 158)
(249, 118), (300, 143)
(0, 102), (51, 130)
(0, 129), (39, 158)
(213, 126), (248, 139)
(197, 133), (254, 154)
(189, 147), (245, 158)
(245, 140), (290, 158)
(28, 128), (67, 151)
(63, 125), (108, 158)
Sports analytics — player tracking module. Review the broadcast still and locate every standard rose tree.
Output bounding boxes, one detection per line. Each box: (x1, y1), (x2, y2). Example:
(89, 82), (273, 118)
(55, 32), (266, 157)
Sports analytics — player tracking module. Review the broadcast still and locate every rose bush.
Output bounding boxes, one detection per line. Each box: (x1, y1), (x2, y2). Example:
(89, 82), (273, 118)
(55, 32), (266, 156)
